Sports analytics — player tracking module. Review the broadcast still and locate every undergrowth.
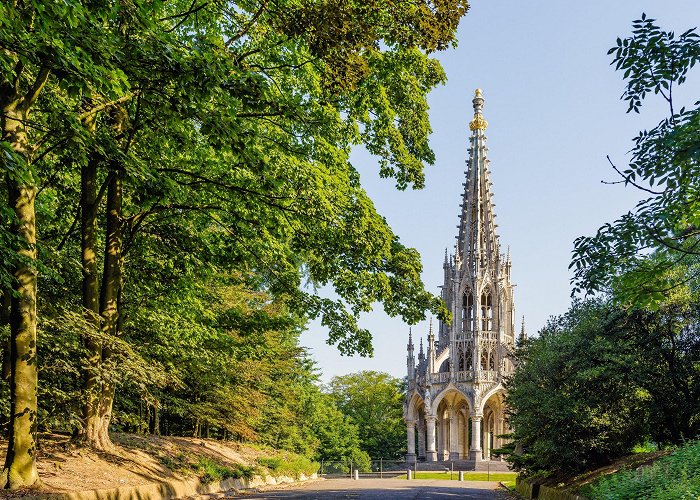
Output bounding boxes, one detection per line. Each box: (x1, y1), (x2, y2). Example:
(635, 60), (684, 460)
(196, 457), (256, 484)
(580, 440), (700, 499)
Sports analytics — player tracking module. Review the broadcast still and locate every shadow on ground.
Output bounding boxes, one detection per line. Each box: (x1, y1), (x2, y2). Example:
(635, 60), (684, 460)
(232, 478), (505, 499)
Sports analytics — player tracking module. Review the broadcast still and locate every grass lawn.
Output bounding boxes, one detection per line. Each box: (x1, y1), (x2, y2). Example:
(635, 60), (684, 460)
(405, 471), (517, 482)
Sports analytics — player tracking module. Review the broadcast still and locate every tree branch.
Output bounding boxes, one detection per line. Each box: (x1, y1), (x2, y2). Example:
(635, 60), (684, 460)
(21, 66), (50, 110)
(78, 94), (134, 123)
(607, 155), (663, 195)
(226, 0), (269, 47)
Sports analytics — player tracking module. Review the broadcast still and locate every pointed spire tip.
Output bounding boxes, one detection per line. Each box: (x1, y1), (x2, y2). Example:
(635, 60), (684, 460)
(469, 88), (487, 131)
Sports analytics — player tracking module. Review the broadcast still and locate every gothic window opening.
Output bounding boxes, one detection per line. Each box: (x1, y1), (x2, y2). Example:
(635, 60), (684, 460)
(489, 349), (496, 371)
(480, 292), (492, 331)
(463, 291), (474, 331)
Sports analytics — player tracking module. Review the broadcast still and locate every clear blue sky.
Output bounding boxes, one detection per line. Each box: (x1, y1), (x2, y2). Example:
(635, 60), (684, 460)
(300, 0), (700, 383)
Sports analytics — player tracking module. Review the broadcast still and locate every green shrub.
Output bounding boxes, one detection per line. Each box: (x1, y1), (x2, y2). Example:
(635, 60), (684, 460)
(581, 440), (700, 499)
(196, 457), (256, 484)
(257, 453), (319, 477)
(257, 457), (282, 470)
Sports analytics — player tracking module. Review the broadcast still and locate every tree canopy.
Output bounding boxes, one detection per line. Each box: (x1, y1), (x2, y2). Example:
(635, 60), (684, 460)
(325, 371), (406, 459)
(0, 0), (469, 488)
(571, 14), (700, 308)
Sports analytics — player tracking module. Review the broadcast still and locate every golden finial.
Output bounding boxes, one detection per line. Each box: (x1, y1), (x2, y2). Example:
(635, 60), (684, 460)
(469, 88), (488, 131)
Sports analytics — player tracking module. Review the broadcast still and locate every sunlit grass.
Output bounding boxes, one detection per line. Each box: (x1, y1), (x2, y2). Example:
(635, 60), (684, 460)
(581, 441), (700, 499)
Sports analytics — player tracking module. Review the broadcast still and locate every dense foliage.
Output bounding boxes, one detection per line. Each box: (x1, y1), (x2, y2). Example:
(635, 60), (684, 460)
(0, 0), (469, 488)
(505, 300), (649, 475)
(506, 290), (700, 476)
(571, 14), (700, 308)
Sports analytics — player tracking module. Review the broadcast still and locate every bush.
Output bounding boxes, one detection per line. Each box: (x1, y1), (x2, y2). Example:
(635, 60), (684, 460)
(257, 452), (319, 478)
(581, 441), (700, 499)
(196, 457), (256, 484)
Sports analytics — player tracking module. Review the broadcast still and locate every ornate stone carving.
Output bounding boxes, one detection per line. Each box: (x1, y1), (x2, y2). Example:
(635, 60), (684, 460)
(404, 89), (515, 461)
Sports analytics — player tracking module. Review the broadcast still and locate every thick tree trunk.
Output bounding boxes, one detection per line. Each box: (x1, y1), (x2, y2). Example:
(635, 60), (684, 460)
(95, 173), (123, 450)
(81, 144), (103, 445)
(1, 101), (40, 489)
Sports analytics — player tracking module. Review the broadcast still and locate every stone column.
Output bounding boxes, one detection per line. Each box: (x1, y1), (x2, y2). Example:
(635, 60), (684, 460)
(440, 418), (447, 460)
(406, 420), (416, 463)
(417, 420), (426, 458)
(449, 407), (459, 460)
(485, 429), (491, 459)
(469, 415), (482, 461)
(425, 416), (437, 462)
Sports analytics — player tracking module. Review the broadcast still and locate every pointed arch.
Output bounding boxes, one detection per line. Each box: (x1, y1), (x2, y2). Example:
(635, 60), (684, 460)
(405, 390), (425, 420)
(430, 384), (473, 416)
(478, 384), (507, 414)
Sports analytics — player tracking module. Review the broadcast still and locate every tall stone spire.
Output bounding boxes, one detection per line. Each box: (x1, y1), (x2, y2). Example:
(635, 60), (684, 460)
(456, 89), (500, 273)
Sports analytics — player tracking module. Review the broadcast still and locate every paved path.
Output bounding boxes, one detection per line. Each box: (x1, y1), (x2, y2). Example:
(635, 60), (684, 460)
(230, 478), (506, 499)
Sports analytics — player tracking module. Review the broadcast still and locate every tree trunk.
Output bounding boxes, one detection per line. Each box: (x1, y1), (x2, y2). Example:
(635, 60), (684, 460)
(1, 100), (40, 488)
(81, 140), (103, 445)
(1, 290), (11, 383)
(151, 404), (160, 436)
(95, 172), (123, 451)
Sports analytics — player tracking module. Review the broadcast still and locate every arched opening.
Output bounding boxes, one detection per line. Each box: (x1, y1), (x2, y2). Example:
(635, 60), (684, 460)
(480, 291), (492, 331)
(463, 291), (474, 332)
(432, 390), (472, 461)
(481, 389), (508, 461)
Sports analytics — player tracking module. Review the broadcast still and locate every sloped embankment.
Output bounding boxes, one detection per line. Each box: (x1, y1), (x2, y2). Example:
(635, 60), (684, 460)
(5, 433), (317, 495)
(578, 440), (700, 499)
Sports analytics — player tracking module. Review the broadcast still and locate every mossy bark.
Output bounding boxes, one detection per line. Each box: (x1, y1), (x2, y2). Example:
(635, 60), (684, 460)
(1, 100), (40, 489)
(81, 142), (103, 445)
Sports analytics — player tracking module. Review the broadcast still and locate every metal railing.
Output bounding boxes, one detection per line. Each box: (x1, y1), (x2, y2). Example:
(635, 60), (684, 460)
(319, 458), (505, 480)
(318, 459), (408, 479)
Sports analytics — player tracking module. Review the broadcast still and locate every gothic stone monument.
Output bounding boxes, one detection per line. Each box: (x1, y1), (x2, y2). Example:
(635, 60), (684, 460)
(403, 89), (525, 463)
